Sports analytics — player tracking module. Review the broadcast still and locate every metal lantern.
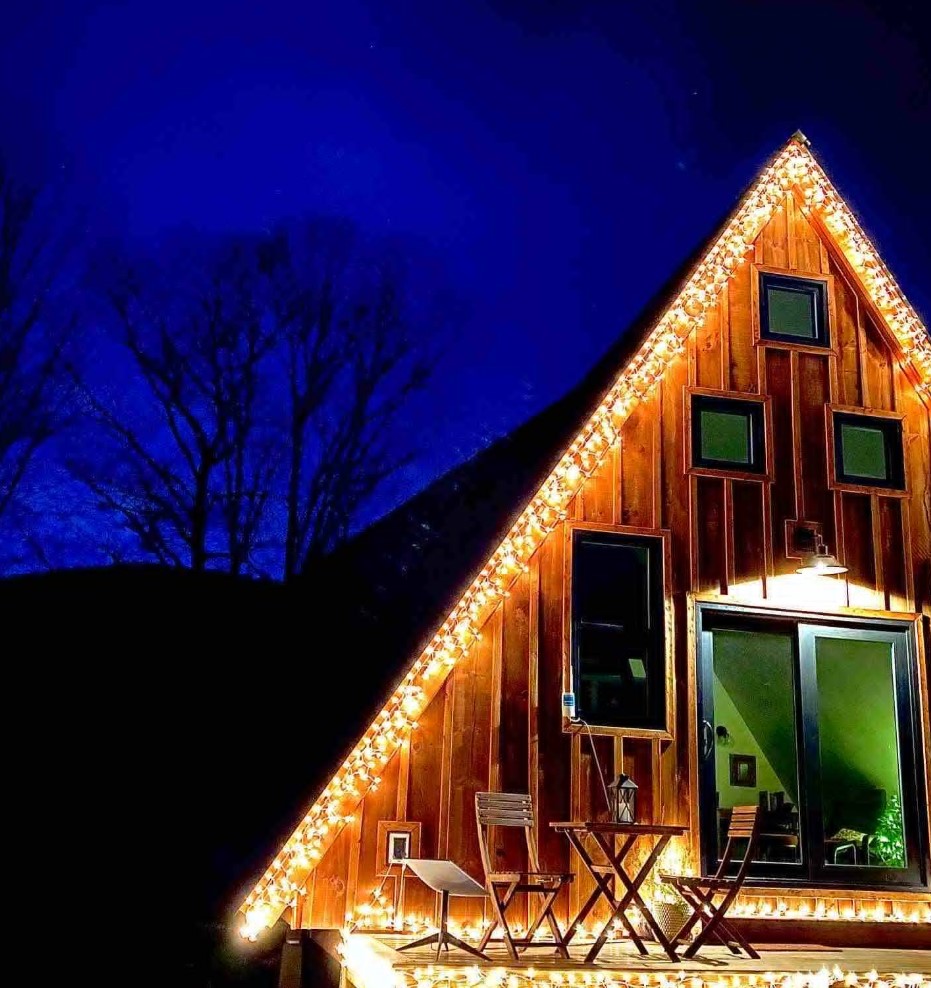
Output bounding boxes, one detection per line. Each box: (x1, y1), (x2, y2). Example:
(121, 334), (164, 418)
(608, 773), (638, 824)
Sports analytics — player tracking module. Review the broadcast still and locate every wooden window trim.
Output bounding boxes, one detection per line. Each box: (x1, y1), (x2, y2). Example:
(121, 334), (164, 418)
(751, 264), (838, 357)
(562, 520), (674, 740)
(375, 820), (421, 877)
(826, 404), (909, 498)
(685, 386), (774, 483)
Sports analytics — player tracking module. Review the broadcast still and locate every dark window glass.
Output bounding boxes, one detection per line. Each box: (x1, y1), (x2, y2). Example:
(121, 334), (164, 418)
(760, 273), (829, 346)
(692, 394), (766, 474)
(833, 412), (905, 490)
(571, 530), (665, 729)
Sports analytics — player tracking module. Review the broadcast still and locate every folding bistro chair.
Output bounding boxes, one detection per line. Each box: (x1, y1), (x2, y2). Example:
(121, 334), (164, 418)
(660, 804), (761, 959)
(475, 792), (573, 960)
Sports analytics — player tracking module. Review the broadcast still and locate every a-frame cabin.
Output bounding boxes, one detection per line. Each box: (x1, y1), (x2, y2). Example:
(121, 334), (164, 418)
(238, 135), (931, 981)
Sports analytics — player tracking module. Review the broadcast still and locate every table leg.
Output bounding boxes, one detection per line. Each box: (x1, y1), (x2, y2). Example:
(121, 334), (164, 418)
(561, 830), (612, 944)
(572, 833), (649, 963)
(591, 832), (680, 962)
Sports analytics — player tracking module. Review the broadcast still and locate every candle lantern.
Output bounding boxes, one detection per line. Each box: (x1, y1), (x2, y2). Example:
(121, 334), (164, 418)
(608, 774), (638, 824)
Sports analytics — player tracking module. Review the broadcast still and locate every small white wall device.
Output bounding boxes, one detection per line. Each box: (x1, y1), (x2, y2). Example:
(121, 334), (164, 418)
(562, 692), (577, 720)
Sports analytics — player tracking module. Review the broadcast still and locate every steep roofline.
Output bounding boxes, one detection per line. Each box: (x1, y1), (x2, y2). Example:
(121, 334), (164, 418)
(238, 134), (930, 939)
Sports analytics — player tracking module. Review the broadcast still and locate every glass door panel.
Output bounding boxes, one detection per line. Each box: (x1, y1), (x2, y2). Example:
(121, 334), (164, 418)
(812, 635), (904, 869)
(699, 610), (925, 888)
(706, 628), (803, 869)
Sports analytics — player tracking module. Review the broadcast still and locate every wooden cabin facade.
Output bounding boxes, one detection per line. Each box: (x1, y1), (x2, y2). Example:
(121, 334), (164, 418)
(239, 137), (931, 973)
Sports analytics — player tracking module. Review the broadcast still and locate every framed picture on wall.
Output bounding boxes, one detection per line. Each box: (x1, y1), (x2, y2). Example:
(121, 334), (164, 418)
(729, 754), (757, 788)
(376, 820), (421, 874)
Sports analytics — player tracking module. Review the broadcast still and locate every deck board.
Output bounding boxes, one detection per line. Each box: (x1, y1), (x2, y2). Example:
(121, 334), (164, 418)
(350, 932), (931, 978)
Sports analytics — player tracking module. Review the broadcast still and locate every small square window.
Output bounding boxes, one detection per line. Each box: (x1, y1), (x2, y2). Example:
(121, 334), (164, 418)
(691, 394), (766, 474)
(759, 273), (829, 347)
(832, 411), (905, 490)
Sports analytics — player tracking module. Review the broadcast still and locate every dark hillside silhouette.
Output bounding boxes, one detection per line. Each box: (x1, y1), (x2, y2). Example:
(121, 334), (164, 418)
(4, 565), (373, 986)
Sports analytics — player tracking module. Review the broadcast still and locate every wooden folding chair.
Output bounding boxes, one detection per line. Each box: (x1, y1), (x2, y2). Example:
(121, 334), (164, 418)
(660, 804), (761, 959)
(475, 792), (573, 960)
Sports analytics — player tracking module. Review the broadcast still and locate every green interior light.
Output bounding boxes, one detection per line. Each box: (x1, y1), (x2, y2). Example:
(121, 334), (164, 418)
(841, 423), (887, 480)
(700, 409), (751, 464)
(767, 286), (816, 339)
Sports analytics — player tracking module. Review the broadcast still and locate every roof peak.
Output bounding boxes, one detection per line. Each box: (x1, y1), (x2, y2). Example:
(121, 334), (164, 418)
(238, 133), (931, 941)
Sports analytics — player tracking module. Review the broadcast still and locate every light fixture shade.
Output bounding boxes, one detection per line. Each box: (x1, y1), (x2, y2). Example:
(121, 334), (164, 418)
(796, 544), (848, 575)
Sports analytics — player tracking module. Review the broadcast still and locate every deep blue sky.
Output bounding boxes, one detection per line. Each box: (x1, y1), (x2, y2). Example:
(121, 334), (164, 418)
(3, 0), (929, 504)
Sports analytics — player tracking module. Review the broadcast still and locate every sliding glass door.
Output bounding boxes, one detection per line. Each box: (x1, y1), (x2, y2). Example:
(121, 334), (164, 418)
(698, 609), (925, 888)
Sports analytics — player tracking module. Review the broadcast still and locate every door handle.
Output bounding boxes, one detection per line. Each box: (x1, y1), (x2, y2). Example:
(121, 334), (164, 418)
(701, 720), (714, 761)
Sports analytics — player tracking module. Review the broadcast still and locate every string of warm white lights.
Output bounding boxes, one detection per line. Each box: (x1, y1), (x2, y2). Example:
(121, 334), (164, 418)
(239, 136), (931, 942)
(346, 898), (931, 939)
(339, 934), (931, 988)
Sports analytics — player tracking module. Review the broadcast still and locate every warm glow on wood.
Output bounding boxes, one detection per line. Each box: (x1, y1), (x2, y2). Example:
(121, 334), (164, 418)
(238, 135), (931, 942)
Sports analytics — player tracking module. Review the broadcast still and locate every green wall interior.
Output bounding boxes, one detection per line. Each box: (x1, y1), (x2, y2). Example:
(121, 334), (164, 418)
(713, 630), (799, 805)
(814, 636), (901, 834)
(713, 671), (793, 808)
(711, 629), (902, 839)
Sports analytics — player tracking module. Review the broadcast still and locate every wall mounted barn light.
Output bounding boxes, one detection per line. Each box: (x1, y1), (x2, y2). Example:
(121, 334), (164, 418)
(796, 532), (848, 576)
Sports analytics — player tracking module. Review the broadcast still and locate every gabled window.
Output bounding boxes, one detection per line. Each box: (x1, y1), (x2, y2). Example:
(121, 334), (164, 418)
(570, 528), (666, 731)
(831, 409), (906, 491)
(690, 392), (767, 476)
(759, 272), (829, 347)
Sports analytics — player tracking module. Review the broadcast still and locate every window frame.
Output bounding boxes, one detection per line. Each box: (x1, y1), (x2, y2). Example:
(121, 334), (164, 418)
(693, 600), (927, 891)
(826, 405), (908, 496)
(758, 271), (830, 347)
(751, 264), (836, 356)
(686, 387), (772, 482)
(563, 521), (674, 740)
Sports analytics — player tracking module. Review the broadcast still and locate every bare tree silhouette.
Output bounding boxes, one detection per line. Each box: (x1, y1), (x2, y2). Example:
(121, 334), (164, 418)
(259, 220), (431, 579)
(74, 221), (436, 577)
(75, 242), (274, 571)
(0, 159), (73, 520)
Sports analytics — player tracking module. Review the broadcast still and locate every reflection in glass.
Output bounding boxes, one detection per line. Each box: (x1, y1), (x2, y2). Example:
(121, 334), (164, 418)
(711, 630), (801, 863)
(814, 636), (905, 868)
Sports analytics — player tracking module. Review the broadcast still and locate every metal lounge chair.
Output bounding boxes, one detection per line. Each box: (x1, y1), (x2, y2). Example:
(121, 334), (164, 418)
(395, 858), (489, 961)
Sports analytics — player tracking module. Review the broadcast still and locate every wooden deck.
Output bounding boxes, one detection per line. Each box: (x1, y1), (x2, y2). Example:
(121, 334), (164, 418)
(343, 932), (931, 985)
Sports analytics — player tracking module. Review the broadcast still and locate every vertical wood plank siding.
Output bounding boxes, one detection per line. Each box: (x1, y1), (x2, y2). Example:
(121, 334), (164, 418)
(301, 195), (931, 929)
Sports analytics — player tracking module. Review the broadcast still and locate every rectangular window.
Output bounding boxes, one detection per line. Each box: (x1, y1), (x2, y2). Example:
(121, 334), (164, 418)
(832, 411), (905, 491)
(571, 529), (665, 730)
(691, 393), (766, 475)
(760, 273), (829, 347)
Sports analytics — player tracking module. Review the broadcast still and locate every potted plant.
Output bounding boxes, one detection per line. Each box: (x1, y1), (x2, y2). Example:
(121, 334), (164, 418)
(635, 842), (692, 944)
(647, 880), (691, 944)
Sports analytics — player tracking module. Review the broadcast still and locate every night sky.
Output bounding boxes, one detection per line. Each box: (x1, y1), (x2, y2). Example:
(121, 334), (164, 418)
(3, 0), (929, 514)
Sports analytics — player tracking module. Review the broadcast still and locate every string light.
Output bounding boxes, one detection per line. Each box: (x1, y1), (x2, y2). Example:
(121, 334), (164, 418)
(339, 934), (931, 988)
(344, 893), (930, 939)
(239, 136), (931, 941)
